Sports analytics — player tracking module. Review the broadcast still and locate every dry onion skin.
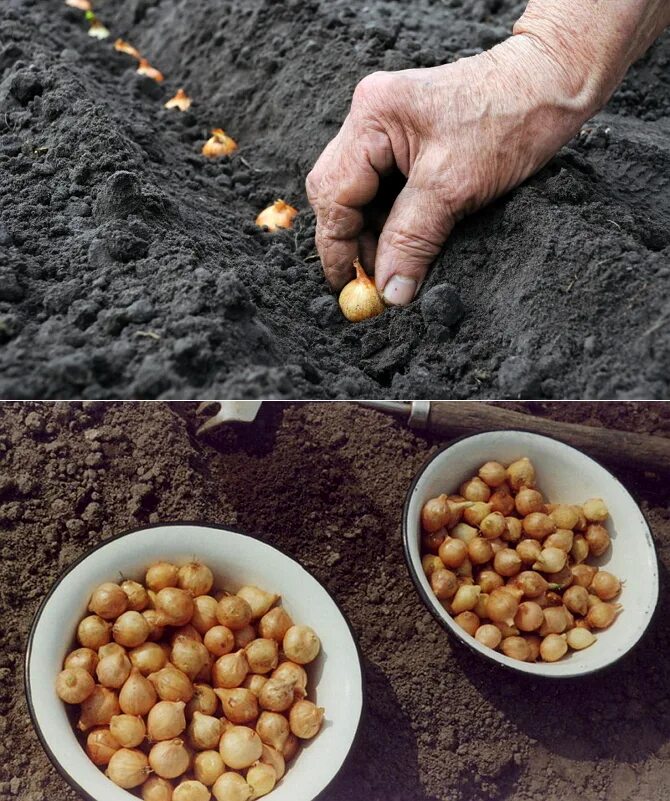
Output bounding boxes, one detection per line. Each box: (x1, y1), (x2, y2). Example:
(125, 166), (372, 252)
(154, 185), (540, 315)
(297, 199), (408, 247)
(202, 129), (238, 159)
(165, 88), (192, 112)
(421, 457), (623, 663)
(338, 258), (385, 323)
(114, 38), (141, 60)
(57, 560), (324, 796)
(136, 58), (165, 82)
(255, 199), (298, 232)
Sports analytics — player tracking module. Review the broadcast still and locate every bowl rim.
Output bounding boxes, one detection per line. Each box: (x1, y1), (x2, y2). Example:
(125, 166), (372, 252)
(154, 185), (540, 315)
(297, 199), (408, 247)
(24, 520), (366, 801)
(402, 429), (660, 679)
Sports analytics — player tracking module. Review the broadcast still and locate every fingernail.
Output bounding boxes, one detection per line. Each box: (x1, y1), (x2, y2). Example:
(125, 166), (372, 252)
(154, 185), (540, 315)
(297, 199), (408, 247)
(382, 275), (417, 306)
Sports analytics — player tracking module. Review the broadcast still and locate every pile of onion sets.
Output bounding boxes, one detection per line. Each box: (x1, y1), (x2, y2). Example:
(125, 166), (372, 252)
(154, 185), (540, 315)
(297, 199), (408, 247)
(420, 457), (623, 663)
(56, 560), (324, 800)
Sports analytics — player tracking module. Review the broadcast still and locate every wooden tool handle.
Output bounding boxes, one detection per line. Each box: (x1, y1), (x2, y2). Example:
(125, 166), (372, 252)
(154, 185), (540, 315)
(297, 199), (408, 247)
(427, 402), (670, 474)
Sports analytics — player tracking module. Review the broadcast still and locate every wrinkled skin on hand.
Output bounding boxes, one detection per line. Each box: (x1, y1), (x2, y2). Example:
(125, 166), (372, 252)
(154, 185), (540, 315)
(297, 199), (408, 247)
(306, 35), (597, 305)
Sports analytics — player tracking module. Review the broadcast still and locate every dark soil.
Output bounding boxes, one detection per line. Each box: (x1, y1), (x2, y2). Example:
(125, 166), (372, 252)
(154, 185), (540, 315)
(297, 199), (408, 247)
(2, 400), (670, 800)
(0, 1), (669, 399)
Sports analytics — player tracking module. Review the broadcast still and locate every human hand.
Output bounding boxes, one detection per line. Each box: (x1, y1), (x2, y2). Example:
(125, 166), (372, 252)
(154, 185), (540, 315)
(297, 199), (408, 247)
(306, 34), (603, 305)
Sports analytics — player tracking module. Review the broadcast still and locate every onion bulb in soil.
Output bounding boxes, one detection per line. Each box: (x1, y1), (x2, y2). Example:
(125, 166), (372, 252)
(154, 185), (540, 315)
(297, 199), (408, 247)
(113, 39), (141, 60)
(202, 129), (238, 158)
(136, 58), (164, 82)
(338, 259), (385, 322)
(56, 667), (96, 704)
(66, 0), (92, 9)
(255, 199), (297, 231)
(165, 88), (192, 112)
(220, 726), (263, 770)
(106, 748), (150, 789)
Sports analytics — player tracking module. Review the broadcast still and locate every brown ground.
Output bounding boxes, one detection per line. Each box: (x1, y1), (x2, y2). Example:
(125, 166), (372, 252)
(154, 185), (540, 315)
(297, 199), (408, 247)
(1, 401), (669, 801)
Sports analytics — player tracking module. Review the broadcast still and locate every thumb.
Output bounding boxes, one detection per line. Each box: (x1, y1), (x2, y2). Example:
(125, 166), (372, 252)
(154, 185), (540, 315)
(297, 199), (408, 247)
(375, 180), (455, 306)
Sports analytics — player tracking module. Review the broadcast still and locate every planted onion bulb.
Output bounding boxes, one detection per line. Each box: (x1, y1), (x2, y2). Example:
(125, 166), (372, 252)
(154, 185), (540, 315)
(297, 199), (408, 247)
(66, 0), (92, 9)
(56, 667), (96, 704)
(113, 39), (141, 59)
(540, 633), (568, 662)
(289, 700), (324, 740)
(338, 259), (384, 322)
(65, 647), (99, 676)
(89, 582), (129, 620)
(591, 571), (621, 600)
(256, 199), (297, 231)
(86, 727), (120, 765)
(142, 777), (175, 801)
(246, 762), (276, 798)
(119, 667), (157, 716)
(212, 772), (252, 801)
(165, 88), (192, 112)
(149, 664), (194, 703)
(506, 457), (535, 491)
(194, 750), (225, 786)
(216, 596), (252, 631)
(256, 712), (290, 751)
(137, 58), (164, 82)
(178, 562), (214, 597)
(220, 726), (263, 769)
(478, 461), (507, 488)
(120, 580), (149, 612)
(188, 711), (224, 750)
(258, 607), (293, 642)
(78, 685), (121, 731)
(146, 562), (179, 592)
(88, 16), (110, 40)
(78, 615), (112, 650)
(213, 650), (249, 689)
(587, 602), (622, 629)
(109, 714), (146, 748)
(475, 624), (502, 649)
(487, 589), (518, 626)
(283, 625), (320, 665)
(106, 748), (150, 789)
(149, 738), (191, 779)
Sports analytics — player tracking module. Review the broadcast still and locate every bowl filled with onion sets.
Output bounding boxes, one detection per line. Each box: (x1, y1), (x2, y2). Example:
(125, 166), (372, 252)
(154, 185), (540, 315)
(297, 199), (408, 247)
(403, 431), (659, 677)
(26, 523), (363, 801)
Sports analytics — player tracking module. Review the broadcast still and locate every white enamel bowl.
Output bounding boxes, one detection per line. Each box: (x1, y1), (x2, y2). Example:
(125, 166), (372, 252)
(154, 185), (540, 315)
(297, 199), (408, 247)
(26, 523), (363, 800)
(403, 431), (659, 677)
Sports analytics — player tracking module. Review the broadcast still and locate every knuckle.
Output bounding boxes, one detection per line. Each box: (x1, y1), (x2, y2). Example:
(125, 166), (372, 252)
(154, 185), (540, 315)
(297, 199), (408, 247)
(352, 70), (394, 108)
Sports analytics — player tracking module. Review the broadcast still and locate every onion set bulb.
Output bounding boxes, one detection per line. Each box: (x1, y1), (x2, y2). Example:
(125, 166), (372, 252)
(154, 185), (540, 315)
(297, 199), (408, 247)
(338, 259), (385, 322)
(142, 776), (175, 801)
(136, 58), (164, 82)
(165, 88), (192, 112)
(147, 700), (186, 741)
(149, 738), (191, 779)
(255, 199), (297, 232)
(56, 667), (95, 704)
(107, 748), (150, 789)
(86, 727), (120, 765)
(220, 726), (263, 770)
(212, 772), (253, 801)
(114, 38), (141, 60)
